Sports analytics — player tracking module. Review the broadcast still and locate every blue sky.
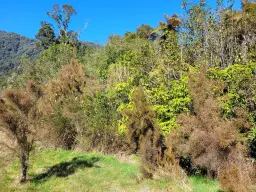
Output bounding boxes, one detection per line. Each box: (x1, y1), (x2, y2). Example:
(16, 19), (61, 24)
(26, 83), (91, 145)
(0, 0), (242, 44)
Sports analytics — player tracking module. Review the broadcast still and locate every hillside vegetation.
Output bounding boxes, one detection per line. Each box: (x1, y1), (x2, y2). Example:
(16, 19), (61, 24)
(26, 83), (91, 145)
(0, 30), (42, 75)
(0, 1), (256, 192)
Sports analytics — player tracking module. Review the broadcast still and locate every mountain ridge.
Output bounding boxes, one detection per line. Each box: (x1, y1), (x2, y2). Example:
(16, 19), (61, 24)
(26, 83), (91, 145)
(0, 30), (99, 76)
(0, 30), (42, 75)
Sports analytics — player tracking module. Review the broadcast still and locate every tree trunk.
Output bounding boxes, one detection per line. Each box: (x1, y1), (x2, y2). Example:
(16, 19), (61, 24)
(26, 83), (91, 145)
(20, 153), (29, 183)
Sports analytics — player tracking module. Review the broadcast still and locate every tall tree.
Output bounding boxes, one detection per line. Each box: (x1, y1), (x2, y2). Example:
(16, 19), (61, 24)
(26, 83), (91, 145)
(36, 4), (78, 48)
(36, 22), (57, 49)
(153, 14), (182, 42)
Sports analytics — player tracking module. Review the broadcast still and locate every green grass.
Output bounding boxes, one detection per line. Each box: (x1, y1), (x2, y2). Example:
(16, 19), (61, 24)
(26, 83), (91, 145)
(0, 149), (221, 192)
(190, 176), (220, 192)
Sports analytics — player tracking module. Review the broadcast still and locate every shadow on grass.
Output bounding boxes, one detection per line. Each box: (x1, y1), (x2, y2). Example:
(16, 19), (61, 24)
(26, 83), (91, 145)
(32, 156), (100, 183)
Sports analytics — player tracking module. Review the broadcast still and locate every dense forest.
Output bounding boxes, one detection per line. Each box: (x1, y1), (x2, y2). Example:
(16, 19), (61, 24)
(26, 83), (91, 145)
(0, 30), (42, 76)
(0, 1), (256, 192)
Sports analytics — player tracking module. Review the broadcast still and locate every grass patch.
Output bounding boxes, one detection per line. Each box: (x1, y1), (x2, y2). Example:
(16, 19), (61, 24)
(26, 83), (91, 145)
(0, 149), (221, 192)
(190, 176), (220, 192)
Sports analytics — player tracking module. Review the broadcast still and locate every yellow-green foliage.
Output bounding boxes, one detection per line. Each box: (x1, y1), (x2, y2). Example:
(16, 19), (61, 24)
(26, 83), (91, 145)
(208, 62), (256, 119)
(144, 73), (191, 134)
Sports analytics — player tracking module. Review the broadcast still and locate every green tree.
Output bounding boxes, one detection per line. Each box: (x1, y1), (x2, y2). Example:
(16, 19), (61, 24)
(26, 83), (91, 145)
(36, 4), (78, 48)
(153, 14), (181, 42)
(124, 32), (137, 41)
(136, 24), (154, 39)
(35, 22), (57, 49)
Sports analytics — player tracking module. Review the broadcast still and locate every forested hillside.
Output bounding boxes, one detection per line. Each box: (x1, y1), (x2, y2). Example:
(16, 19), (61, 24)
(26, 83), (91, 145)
(0, 1), (256, 192)
(0, 30), (42, 75)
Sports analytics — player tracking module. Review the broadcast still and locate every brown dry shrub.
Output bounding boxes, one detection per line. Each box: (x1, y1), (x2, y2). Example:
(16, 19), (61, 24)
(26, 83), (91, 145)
(0, 129), (16, 167)
(0, 81), (42, 183)
(122, 86), (160, 177)
(123, 86), (186, 181)
(77, 130), (128, 154)
(123, 86), (157, 154)
(41, 60), (86, 149)
(218, 150), (256, 192)
(168, 66), (256, 191)
(139, 129), (160, 178)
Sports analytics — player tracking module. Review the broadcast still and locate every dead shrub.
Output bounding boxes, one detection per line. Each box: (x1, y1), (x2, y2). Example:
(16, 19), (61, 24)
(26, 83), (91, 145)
(77, 129), (128, 154)
(0, 81), (42, 183)
(41, 60), (86, 149)
(123, 86), (187, 181)
(218, 156), (255, 192)
(169, 66), (256, 191)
